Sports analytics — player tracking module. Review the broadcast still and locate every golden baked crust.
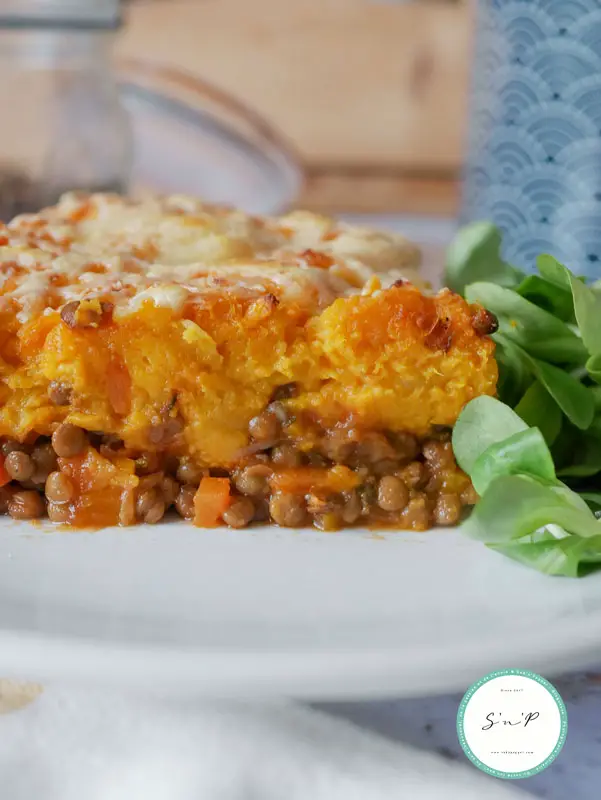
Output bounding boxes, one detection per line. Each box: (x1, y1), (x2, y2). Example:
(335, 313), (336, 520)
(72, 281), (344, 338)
(0, 192), (423, 321)
(0, 193), (496, 530)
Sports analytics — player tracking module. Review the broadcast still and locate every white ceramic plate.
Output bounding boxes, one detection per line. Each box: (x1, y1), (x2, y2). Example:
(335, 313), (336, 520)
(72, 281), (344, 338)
(1, 518), (601, 699)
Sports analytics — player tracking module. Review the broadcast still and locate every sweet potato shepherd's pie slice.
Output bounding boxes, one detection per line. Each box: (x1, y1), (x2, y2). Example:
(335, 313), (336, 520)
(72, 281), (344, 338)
(0, 193), (497, 530)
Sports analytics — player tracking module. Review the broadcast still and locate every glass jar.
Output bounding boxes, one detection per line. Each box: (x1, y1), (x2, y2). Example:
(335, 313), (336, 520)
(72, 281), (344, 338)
(0, 0), (131, 219)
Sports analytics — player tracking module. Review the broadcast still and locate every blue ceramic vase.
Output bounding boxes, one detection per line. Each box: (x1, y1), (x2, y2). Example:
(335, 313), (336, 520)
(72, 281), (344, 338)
(461, 0), (601, 276)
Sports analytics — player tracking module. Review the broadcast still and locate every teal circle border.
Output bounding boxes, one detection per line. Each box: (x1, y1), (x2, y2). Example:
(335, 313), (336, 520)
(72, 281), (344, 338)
(456, 669), (568, 780)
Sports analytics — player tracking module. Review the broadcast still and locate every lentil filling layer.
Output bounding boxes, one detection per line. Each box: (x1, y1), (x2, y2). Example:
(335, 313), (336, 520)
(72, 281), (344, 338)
(0, 409), (478, 530)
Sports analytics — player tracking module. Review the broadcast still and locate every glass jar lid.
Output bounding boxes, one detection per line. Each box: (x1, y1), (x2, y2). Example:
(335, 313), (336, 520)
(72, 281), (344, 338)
(0, 0), (121, 28)
(118, 60), (303, 214)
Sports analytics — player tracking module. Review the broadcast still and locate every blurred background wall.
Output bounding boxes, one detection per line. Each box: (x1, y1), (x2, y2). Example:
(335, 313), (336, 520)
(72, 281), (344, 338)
(119, 0), (472, 214)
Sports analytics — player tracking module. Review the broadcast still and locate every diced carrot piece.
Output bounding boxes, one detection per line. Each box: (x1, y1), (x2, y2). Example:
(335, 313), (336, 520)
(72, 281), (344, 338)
(70, 488), (122, 528)
(59, 451), (103, 493)
(107, 358), (131, 416)
(112, 456), (136, 475)
(18, 314), (58, 358)
(68, 199), (96, 223)
(0, 456), (11, 487)
(194, 477), (231, 527)
(300, 249), (334, 269)
(270, 465), (359, 495)
(59, 449), (138, 494)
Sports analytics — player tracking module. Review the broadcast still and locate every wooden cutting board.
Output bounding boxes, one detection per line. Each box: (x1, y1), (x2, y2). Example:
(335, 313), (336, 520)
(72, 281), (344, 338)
(119, 0), (472, 213)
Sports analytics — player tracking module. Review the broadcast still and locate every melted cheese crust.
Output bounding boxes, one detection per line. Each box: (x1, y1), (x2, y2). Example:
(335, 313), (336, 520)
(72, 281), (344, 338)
(0, 192), (423, 322)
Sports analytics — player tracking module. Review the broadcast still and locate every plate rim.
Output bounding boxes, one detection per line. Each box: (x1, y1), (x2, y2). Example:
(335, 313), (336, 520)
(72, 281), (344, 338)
(2, 596), (600, 699)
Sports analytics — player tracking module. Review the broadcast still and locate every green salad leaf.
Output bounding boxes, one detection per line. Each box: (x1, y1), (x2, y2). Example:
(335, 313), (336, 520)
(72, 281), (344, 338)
(591, 387), (601, 411)
(516, 274), (575, 322)
(569, 270), (601, 357)
(445, 227), (601, 578)
(494, 336), (534, 407)
(445, 221), (522, 294)
(580, 492), (601, 510)
(461, 475), (600, 544)
(586, 354), (601, 385)
(465, 282), (588, 364)
(525, 356), (594, 430)
(556, 437), (601, 478)
(492, 534), (601, 578)
(451, 396), (527, 474)
(470, 429), (556, 496)
(536, 253), (573, 291)
(514, 381), (562, 445)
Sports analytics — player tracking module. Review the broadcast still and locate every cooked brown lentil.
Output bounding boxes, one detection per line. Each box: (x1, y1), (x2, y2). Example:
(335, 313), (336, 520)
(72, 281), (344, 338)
(388, 432), (419, 462)
(234, 465), (270, 496)
(306, 492), (340, 516)
(136, 488), (165, 524)
(148, 417), (184, 445)
(8, 490), (45, 520)
(460, 484), (479, 506)
(162, 476), (179, 507)
(270, 382), (298, 402)
(313, 510), (343, 531)
(51, 423), (87, 458)
(47, 381), (72, 406)
(222, 497), (255, 528)
(271, 443), (302, 467)
(396, 461), (426, 490)
(29, 472), (48, 488)
(306, 452), (329, 467)
(98, 435), (124, 456)
(377, 475), (409, 512)
(359, 483), (378, 516)
(0, 487), (12, 514)
(60, 300), (111, 329)
(252, 497), (270, 522)
(47, 501), (71, 523)
(434, 492), (463, 525)
(267, 401), (292, 426)
(175, 485), (196, 519)
(248, 410), (281, 442)
(60, 301), (80, 328)
(4, 451), (34, 481)
(144, 498), (165, 524)
(176, 459), (205, 485)
(136, 488), (158, 518)
(372, 458), (402, 477)
(400, 492), (432, 531)
(430, 426), (452, 442)
(135, 452), (161, 476)
(356, 433), (396, 465)
(31, 441), (58, 483)
(471, 307), (499, 337)
(136, 472), (164, 492)
(118, 488), (136, 527)
(269, 492), (308, 527)
(45, 471), (75, 504)
(322, 430), (355, 463)
(422, 439), (455, 470)
(1, 439), (24, 457)
(341, 489), (362, 524)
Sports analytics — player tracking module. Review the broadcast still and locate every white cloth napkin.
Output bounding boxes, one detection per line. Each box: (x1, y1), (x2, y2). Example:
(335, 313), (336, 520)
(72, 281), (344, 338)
(0, 686), (531, 800)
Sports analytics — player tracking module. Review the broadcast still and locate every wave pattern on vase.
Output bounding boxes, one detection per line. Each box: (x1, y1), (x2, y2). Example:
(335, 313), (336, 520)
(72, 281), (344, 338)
(462, 0), (601, 276)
